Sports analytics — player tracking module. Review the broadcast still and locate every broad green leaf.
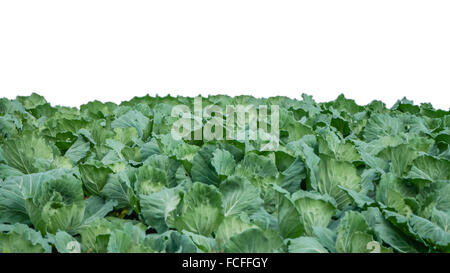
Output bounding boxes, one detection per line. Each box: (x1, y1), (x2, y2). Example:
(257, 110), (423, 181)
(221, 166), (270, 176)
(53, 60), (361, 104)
(0, 223), (51, 253)
(363, 114), (404, 141)
(100, 169), (140, 212)
(362, 207), (422, 253)
(211, 149), (236, 177)
(175, 183), (224, 236)
(406, 155), (450, 183)
(291, 190), (337, 235)
(107, 222), (154, 253)
(0, 169), (76, 224)
(143, 154), (182, 187)
(288, 236), (328, 253)
(235, 153), (279, 180)
(215, 216), (256, 247)
(133, 165), (167, 195)
(312, 226), (337, 253)
(26, 200), (86, 235)
(147, 230), (198, 253)
(190, 145), (221, 186)
(409, 214), (450, 252)
(16, 93), (47, 110)
(376, 173), (413, 216)
(79, 162), (113, 195)
(281, 158), (306, 193)
(318, 131), (360, 162)
(377, 144), (418, 177)
(336, 211), (383, 253)
(80, 196), (116, 228)
(1, 132), (54, 174)
(111, 110), (150, 139)
(47, 231), (81, 253)
(182, 231), (218, 253)
(224, 228), (282, 253)
(65, 136), (91, 164)
(339, 186), (375, 208)
(431, 208), (450, 233)
(157, 133), (199, 162)
(273, 185), (303, 238)
(140, 188), (181, 232)
(317, 154), (362, 208)
(219, 176), (263, 217)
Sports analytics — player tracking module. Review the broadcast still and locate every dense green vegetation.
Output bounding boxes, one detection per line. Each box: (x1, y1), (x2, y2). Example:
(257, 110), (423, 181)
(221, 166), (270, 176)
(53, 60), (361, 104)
(0, 93), (449, 253)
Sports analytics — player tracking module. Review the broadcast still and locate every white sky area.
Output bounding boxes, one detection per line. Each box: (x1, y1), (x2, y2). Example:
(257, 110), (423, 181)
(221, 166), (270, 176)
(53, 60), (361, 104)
(1, 1), (449, 110)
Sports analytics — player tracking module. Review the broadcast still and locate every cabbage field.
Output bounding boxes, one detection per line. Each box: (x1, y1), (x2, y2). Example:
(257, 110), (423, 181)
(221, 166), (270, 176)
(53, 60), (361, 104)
(0, 93), (449, 253)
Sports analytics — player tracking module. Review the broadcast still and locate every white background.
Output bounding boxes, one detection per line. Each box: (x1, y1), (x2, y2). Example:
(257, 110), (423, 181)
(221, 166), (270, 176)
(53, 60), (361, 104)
(1, 0), (449, 109)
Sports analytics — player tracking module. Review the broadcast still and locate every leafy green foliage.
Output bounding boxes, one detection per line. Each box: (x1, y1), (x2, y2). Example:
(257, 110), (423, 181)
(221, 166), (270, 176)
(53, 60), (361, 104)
(0, 93), (449, 253)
